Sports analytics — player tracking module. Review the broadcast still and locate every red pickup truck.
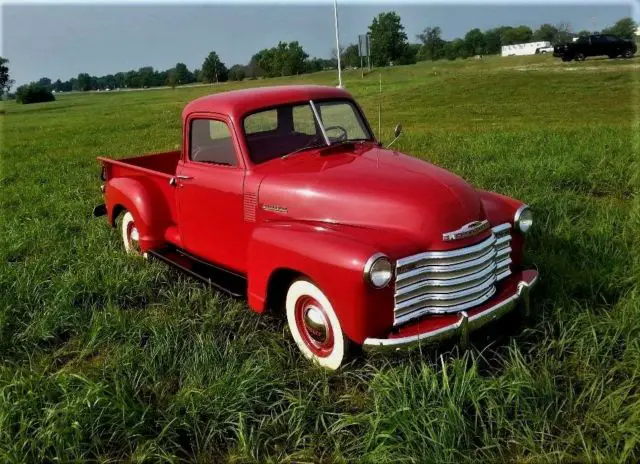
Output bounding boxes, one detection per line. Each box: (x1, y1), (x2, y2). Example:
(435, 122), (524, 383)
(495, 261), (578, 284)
(95, 85), (538, 369)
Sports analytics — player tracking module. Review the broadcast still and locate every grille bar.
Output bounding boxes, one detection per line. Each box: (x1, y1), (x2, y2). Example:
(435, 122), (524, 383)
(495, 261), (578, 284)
(393, 223), (513, 325)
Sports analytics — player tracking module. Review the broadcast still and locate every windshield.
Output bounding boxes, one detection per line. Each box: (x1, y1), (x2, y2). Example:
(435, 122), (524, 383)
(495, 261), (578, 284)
(243, 99), (373, 164)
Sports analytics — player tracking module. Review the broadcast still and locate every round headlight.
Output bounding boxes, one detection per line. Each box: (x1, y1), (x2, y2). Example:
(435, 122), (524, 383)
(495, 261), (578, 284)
(365, 254), (393, 288)
(514, 205), (533, 234)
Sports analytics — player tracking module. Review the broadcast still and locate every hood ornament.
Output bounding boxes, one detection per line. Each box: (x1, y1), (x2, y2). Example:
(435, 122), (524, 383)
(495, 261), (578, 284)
(443, 220), (490, 241)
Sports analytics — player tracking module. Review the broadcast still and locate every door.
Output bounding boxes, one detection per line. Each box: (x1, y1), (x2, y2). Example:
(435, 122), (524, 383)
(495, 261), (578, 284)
(589, 35), (606, 57)
(176, 117), (247, 272)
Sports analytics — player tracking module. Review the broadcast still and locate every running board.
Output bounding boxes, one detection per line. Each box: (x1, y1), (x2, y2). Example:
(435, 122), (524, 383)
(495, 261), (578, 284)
(147, 247), (246, 298)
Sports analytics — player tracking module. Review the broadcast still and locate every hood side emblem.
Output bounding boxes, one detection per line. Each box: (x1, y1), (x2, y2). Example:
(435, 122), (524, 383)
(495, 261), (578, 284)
(261, 204), (288, 214)
(443, 220), (490, 241)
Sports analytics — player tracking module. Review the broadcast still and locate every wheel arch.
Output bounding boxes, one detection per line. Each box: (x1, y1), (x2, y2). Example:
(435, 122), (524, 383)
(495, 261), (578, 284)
(105, 177), (170, 251)
(246, 222), (394, 344)
(110, 204), (126, 227)
(264, 267), (304, 315)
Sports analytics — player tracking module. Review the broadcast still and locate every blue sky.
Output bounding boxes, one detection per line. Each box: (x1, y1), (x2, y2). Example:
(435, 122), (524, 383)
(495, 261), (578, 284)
(1, 1), (637, 86)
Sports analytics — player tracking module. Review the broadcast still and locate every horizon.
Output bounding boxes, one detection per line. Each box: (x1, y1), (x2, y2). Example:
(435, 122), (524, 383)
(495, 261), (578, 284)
(2, 1), (636, 86)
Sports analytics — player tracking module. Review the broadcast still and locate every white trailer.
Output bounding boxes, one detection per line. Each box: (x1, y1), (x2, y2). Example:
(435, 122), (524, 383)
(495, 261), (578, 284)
(501, 41), (553, 57)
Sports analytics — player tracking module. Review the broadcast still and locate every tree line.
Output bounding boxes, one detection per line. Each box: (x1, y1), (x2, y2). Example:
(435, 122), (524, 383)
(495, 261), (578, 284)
(9, 41), (338, 96)
(1, 13), (636, 100)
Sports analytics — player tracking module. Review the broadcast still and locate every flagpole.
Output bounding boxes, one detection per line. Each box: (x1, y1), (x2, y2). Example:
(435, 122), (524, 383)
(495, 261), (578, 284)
(333, 0), (343, 88)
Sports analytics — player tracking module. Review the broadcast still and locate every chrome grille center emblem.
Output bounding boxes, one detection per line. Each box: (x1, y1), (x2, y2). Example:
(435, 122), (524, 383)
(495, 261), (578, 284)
(442, 220), (490, 241)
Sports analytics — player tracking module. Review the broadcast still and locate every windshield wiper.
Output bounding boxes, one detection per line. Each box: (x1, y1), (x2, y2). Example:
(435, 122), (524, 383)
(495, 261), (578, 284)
(318, 139), (370, 152)
(281, 143), (328, 159)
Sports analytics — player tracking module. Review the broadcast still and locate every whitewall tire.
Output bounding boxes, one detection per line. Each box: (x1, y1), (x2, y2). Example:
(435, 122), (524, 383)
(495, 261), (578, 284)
(286, 279), (346, 370)
(120, 211), (146, 258)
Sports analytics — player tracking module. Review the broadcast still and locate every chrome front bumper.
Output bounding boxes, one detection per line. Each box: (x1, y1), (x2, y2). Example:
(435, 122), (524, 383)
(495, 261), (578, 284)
(363, 270), (538, 351)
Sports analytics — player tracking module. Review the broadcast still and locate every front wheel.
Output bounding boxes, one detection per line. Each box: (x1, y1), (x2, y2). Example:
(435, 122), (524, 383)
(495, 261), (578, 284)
(575, 53), (586, 61)
(286, 279), (347, 370)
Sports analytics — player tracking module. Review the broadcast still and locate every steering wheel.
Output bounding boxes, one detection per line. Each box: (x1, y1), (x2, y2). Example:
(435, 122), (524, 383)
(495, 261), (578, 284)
(323, 125), (348, 143)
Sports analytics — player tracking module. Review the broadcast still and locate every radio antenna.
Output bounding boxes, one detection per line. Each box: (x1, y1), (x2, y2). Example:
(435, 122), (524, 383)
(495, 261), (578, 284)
(378, 73), (382, 142)
(333, 0), (343, 88)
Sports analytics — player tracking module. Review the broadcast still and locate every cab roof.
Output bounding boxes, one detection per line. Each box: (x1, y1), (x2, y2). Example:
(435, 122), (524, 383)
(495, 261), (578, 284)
(182, 85), (353, 120)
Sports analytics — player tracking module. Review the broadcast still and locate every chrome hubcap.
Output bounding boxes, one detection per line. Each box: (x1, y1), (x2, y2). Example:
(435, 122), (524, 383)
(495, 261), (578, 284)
(304, 305), (329, 344)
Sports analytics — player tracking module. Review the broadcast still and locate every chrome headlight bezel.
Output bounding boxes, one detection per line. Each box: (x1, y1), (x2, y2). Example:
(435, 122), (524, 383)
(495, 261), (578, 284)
(364, 253), (393, 288)
(514, 205), (533, 234)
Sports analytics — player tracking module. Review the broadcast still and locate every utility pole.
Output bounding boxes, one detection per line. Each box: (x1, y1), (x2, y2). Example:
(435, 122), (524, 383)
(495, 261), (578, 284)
(333, 0), (343, 88)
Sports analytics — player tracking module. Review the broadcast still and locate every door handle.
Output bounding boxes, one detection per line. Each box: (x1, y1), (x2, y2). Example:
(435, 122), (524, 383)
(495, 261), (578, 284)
(176, 175), (193, 180)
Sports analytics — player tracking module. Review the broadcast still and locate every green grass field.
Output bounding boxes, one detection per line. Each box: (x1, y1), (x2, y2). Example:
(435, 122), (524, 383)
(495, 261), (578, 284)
(1, 55), (639, 462)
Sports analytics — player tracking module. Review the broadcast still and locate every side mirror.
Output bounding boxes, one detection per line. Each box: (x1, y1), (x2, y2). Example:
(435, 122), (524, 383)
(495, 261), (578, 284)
(394, 124), (403, 138)
(386, 123), (403, 149)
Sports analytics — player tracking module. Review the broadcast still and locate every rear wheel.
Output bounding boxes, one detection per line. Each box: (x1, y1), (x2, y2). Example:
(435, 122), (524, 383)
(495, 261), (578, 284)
(623, 49), (634, 59)
(575, 53), (586, 61)
(121, 211), (145, 257)
(286, 279), (347, 370)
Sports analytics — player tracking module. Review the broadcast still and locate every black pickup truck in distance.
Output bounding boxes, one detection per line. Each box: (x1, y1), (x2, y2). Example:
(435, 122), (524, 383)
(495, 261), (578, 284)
(554, 34), (637, 61)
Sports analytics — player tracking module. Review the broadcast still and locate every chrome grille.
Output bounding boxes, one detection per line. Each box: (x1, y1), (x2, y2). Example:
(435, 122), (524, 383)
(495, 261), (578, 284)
(394, 223), (512, 325)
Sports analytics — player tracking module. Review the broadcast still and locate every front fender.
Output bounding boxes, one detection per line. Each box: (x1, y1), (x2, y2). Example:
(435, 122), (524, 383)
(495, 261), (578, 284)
(247, 222), (394, 344)
(105, 177), (171, 250)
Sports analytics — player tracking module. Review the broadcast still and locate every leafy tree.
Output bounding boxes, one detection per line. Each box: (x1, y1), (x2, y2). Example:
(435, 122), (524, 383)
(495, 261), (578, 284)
(304, 58), (324, 74)
(501, 25), (533, 45)
(174, 62), (194, 85)
(483, 28), (503, 54)
(0, 57), (15, 97)
(280, 41), (308, 75)
(576, 30), (591, 37)
(245, 54), (264, 79)
(167, 69), (178, 89)
(37, 77), (52, 89)
(368, 12), (410, 66)
(555, 22), (573, 43)
(405, 43), (422, 63)
(124, 70), (140, 88)
(76, 73), (92, 91)
(342, 44), (360, 68)
(602, 17), (637, 39)
(137, 67), (155, 87)
(417, 26), (446, 61)
(228, 64), (246, 81)
(464, 28), (486, 55)
(254, 42), (309, 77)
(15, 82), (55, 104)
(201, 51), (228, 83)
(443, 39), (467, 60)
(533, 23), (559, 42)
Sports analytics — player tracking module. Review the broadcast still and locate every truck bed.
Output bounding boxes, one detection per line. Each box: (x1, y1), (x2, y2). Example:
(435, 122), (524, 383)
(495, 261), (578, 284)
(98, 150), (182, 227)
(98, 150), (181, 178)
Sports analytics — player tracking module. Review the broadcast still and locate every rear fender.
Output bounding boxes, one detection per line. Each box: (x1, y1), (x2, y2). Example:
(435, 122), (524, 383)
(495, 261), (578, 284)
(246, 222), (395, 344)
(105, 177), (171, 251)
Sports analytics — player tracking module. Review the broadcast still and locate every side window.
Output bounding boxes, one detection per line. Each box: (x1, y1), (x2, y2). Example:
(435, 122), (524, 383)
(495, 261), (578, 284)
(244, 109), (278, 134)
(190, 119), (238, 166)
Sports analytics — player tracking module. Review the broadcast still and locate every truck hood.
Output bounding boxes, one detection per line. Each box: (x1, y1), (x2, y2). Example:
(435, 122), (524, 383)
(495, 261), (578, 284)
(256, 144), (489, 252)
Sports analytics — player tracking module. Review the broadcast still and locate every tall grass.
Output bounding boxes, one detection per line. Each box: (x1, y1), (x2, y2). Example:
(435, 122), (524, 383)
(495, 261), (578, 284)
(1, 55), (638, 462)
